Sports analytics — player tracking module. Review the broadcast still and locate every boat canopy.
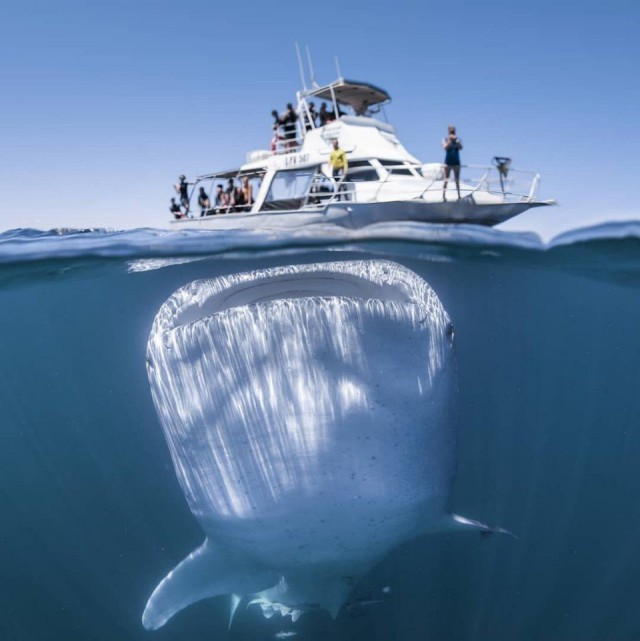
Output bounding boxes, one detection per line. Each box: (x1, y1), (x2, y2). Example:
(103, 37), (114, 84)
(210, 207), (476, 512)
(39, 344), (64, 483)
(305, 79), (391, 115)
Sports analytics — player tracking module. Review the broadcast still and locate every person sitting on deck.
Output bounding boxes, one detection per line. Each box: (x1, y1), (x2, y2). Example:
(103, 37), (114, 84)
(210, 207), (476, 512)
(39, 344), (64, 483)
(224, 178), (235, 211)
(219, 187), (231, 212)
(213, 184), (224, 211)
(197, 187), (211, 216)
(242, 176), (253, 208)
(169, 198), (183, 219)
(234, 184), (246, 210)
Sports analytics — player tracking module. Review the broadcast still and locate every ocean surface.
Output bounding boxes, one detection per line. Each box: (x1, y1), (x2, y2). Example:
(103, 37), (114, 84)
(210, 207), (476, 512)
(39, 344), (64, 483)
(1, 221), (639, 641)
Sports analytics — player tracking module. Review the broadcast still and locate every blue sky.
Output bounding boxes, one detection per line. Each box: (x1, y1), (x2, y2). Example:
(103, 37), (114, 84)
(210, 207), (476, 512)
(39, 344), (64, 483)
(1, 0), (638, 238)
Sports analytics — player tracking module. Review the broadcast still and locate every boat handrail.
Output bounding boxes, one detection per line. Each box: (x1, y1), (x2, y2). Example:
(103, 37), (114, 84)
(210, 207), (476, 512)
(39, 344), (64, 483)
(173, 162), (541, 220)
(371, 161), (424, 199)
(415, 164), (541, 203)
(295, 164), (542, 211)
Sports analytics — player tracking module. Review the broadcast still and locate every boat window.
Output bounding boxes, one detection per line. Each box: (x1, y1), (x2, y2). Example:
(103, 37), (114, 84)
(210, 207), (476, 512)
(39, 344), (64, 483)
(379, 160), (414, 176)
(348, 160), (375, 169)
(260, 168), (317, 212)
(345, 168), (379, 182)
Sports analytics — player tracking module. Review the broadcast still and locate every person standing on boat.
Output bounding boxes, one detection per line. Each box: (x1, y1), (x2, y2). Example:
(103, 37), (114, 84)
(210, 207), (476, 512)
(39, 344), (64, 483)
(197, 187), (211, 217)
(282, 103), (299, 150)
(442, 126), (463, 200)
(175, 175), (191, 213)
(329, 138), (349, 200)
(271, 109), (283, 129)
(303, 102), (317, 131)
(318, 103), (329, 126)
(319, 102), (338, 126)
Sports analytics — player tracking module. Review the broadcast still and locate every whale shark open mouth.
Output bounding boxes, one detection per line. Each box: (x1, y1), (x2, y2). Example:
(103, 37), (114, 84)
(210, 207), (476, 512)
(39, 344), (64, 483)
(143, 260), (460, 630)
(151, 259), (451, 338)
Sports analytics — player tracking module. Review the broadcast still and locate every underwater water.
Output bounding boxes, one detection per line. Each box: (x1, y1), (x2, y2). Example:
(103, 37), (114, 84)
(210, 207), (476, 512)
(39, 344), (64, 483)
(0, 221), (639, 641)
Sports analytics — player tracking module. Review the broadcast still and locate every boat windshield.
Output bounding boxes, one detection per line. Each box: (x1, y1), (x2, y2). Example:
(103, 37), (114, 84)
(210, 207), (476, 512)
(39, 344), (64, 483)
(260, 167), (318, 211)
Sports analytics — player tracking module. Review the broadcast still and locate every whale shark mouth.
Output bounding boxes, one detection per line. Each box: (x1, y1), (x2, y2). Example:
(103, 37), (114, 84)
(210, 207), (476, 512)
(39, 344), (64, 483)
(143, 259), (457, 630)
(151, 259), (451, 337)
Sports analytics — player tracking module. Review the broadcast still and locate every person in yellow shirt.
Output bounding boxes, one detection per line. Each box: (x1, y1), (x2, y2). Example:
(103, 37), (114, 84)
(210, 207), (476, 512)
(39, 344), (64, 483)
(329, 138), (348, 200)
(329, 138), (348, 179)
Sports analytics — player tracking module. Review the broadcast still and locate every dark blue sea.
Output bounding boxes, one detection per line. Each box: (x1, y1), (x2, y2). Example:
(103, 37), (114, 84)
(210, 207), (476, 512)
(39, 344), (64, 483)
(1, 221), (639, 641)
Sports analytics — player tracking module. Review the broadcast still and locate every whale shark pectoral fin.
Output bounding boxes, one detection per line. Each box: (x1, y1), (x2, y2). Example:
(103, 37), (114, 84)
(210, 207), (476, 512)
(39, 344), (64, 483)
(142, 538), (278, 631)
(229, 594), (242, 629)
(430, 513), (516, 538)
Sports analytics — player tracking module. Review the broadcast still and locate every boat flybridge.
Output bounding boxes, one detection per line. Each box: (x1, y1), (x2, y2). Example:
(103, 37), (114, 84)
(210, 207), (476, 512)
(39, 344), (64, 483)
(168, 77), (552, 230)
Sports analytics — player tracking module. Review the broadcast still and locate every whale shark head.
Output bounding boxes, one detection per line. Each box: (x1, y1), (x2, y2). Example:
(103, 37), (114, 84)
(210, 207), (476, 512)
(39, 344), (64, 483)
(143, 259), (460, 630)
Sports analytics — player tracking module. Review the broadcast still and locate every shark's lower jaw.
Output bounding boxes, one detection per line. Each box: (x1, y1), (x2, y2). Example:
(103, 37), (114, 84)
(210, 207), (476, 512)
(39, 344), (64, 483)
(143, 260), (458, 631)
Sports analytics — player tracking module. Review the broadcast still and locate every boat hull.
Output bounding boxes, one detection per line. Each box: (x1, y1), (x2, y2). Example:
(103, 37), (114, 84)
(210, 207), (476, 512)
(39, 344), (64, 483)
(167, 199), (549, 231)
(325, 199), (549, 228)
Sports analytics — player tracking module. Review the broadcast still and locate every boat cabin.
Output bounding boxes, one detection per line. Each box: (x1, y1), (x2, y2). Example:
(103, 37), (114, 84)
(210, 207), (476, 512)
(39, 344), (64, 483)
(182, 78), (436, 216)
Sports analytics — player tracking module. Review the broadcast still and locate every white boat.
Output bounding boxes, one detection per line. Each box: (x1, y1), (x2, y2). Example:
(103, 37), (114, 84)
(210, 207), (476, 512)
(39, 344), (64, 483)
(167, 77), (552, 230)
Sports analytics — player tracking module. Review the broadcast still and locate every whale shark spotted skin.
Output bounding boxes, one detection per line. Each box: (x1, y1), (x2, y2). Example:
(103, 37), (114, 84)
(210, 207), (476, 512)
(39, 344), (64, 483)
(143, 259), (494, 630)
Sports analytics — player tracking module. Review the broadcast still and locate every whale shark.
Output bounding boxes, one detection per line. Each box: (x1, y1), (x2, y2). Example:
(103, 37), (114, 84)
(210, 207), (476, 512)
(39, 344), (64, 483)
(142, 259), (504, 630)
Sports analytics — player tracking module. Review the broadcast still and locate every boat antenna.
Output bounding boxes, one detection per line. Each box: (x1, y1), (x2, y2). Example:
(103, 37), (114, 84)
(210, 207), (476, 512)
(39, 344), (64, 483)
(305, 45), (318, 87)
(294, 42), (307, 91)
(335, 56), (343, 79)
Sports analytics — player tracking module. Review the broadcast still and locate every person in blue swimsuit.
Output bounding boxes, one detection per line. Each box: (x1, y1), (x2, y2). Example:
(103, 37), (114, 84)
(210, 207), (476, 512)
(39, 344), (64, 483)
(442, 125), (463, 200)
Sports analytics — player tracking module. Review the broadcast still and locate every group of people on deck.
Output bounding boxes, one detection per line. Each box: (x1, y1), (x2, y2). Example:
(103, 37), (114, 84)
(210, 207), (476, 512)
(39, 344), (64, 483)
(170, 175), (256, 219)
(270, 101), (344, 152)
(271, 103), (299, 151)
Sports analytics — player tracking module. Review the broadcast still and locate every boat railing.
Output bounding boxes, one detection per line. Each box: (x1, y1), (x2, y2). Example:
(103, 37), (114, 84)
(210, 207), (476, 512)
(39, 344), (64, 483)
(378, 162), (541, 203)
(458, 164), (541, 201)
(372, 162), (425, 201)
(300, 173), (342, 209)
(297, 164), (541, 211)
(390, 163), (540, 203)
(271, 122), (303, 155)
